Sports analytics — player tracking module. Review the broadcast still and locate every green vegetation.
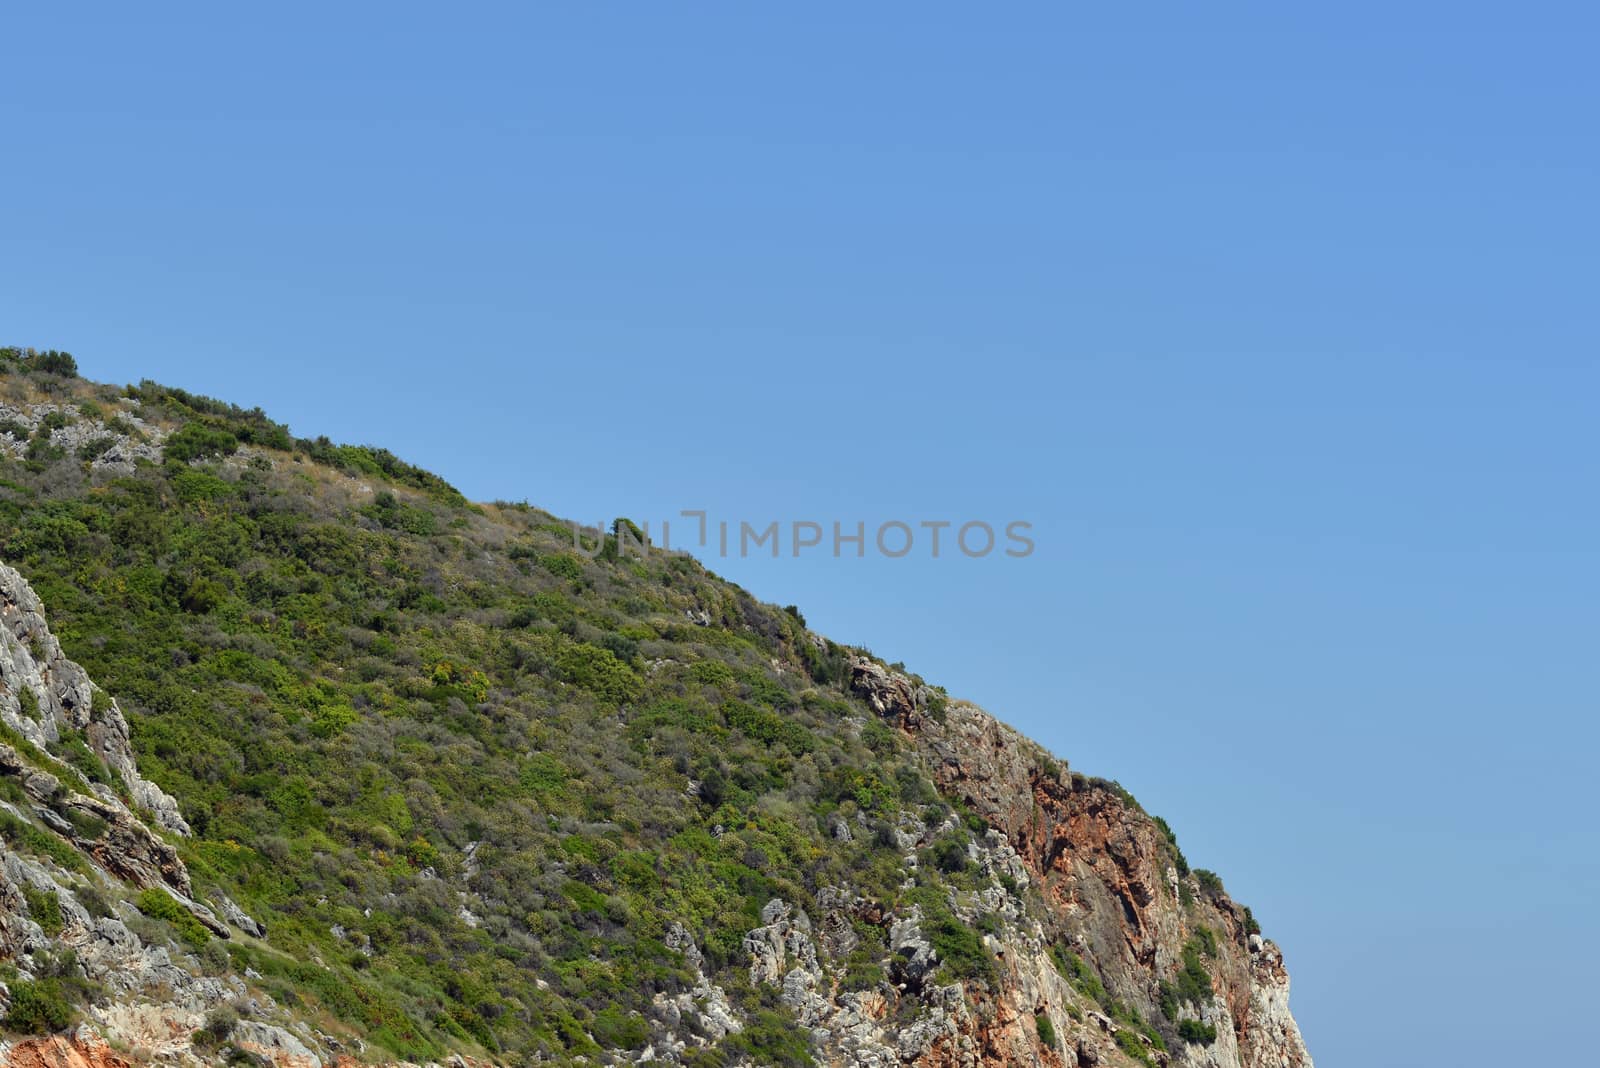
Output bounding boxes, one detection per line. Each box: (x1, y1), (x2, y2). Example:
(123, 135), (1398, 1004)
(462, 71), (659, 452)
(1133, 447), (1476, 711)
(0, 368), (1028, 1063)
(0, 347), (79, 378)
(1152, 815), (1189, 876)
(2, 978), (75, 1033)
(1035, 1012), (1057, 1048)
(0, 363), (1280, 1065)
(136, 888), (212, 948)
(1158, 934), (1216, 1028)
(1051, 946), (1108, 1004)
(22, 884), (64, 936)
(923, 908), (996, 985)
(1116, 1028), (1155, 1065)
(1049, 945), (1166, 1053)
(1178, 1018), (1218, 1044)
(0, 950), (95, 1035)
(0, 811), (85, 872)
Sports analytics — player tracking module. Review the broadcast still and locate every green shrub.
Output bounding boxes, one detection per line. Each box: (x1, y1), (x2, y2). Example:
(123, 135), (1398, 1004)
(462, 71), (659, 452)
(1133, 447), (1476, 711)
(0, 812), (84, 872)
(1178, 1018), (1218, 1044)
(591, 1004), (648, 1049)
(1153, 815), (1189, 875)
(1115, 1028), (1155, 1066)
(193, 1004), (239, 1050)
(722, 700), (813, 754)
(171, 469), (235, 503)
(27, 351), (78, 377)
(21, 885), (64, 936)
(2, 978), (75, 1033)
(540, 552), (584, 581)
(165, 422), (239, 463)
(135, 888), (211, 947)
(64, 807), (109, 840)
(75, 882), (115, 920)
(1035, 1012), (1058, 1048)
(1051, 946), (1107, 1004)
(77, 437), (115, 462)
(923, 909), (996, 985)
(926, 832), (971, 874)
(690, 659), (736, 688)
(1158, 937), (1214, 1020)
(54, 735), (112, 786)
(551, 641), (641, 703)
(726, 1009), (815, 1067)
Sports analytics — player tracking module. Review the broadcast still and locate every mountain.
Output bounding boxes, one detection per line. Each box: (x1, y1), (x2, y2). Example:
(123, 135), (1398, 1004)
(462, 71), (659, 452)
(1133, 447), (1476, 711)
(0, 347), (1313, 1068)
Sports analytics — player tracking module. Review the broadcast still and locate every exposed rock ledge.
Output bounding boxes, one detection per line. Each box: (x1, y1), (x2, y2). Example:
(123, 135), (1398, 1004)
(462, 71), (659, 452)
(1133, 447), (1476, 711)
(1, 561), (190, 837)
(847, 655), (1315, 1068)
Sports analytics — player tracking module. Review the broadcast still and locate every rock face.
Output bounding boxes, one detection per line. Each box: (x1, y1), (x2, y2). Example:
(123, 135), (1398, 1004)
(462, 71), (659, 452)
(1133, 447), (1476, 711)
(1, 560), (190, 837)
(3, 1025), (138, 1068)
(0, 400), (166, 475)
(835, 657), (1316, 1068)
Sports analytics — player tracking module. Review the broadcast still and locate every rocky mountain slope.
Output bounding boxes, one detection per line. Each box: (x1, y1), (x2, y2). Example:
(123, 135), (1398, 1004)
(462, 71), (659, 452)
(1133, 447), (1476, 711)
(0, 347), (1313, 1067)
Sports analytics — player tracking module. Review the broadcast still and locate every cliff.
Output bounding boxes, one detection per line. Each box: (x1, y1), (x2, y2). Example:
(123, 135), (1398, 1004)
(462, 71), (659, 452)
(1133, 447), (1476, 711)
(0, 352), (1312, 1067)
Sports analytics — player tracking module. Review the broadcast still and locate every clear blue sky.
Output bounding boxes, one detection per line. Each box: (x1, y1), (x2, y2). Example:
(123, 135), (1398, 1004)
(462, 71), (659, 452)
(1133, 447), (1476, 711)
(5, 6), (1597, 1065)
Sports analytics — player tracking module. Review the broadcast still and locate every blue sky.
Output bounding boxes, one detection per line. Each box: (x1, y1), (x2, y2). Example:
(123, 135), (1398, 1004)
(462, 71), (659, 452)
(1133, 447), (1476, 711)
(5, 5), (1598, 1064)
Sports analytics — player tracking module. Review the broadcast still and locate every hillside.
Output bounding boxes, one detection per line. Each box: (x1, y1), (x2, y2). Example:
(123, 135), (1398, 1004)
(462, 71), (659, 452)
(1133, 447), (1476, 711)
(0, 347), (1313, 1068)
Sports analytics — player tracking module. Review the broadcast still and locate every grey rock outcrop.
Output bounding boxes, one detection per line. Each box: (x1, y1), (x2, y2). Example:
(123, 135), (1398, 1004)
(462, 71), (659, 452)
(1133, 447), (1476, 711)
(1, 560), (190, 836)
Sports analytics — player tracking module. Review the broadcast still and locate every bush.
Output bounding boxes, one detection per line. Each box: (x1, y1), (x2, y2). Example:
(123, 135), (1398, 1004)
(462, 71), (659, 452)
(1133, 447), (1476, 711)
(0, 812), (84, 872)
(926, 832), (970, 874)
(551, 641), (641, 704)
(64, 807), (109, 840)
(540, 553), (584, 581)
(21, 885), (64, 936)
(1035, 1012), (1058, 1048)
(1153, 815), (1189, 875)
(194, 1004), (239, 1050)
(135, 888), (211, 947)
(1178, 1018), (1218, 1044)
(590, 1004), (648, 1049)
(1051, 946), (1107, 1004)
(1115, 1028), (1155, 1066)
(1158, 937), (1214, 1020)
(725, 1009), (815, 1068)
(54, 735), (112, 786)
(164, 422), (239, 464)
(2, 978), (75, 1034)
(923, 910), (996, 985)
(25, 437), (65, 463)
(75, 882), (115, 920)
(77, 437), (115, 462)
(27, 351), (78, 377)
(722, 700), (813, 754)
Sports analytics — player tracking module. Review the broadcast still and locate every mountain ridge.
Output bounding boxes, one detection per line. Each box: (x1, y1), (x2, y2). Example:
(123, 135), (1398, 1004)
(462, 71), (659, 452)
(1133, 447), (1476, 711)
(0, 347), (1312, 1067)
